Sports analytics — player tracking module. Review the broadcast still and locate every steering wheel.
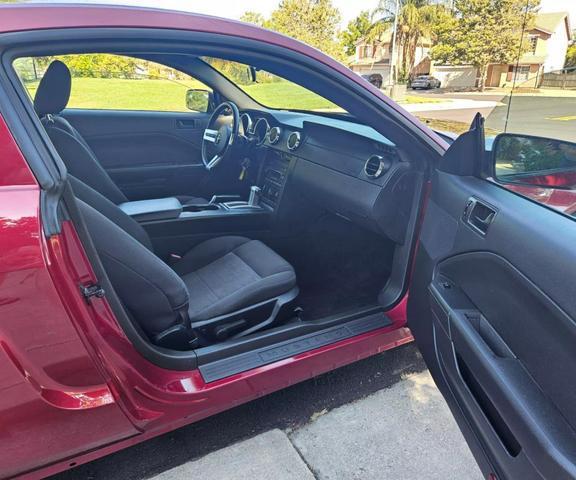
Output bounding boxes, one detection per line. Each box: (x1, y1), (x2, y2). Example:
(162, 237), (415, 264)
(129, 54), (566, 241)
(202, 101), (240, 170)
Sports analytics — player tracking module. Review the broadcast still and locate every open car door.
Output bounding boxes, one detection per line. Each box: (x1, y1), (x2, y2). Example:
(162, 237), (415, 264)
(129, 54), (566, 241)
(408, 112), (576, 479)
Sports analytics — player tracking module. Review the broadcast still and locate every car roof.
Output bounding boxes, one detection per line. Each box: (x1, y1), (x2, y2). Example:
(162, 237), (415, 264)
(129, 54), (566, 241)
(0, 3), (272, 36)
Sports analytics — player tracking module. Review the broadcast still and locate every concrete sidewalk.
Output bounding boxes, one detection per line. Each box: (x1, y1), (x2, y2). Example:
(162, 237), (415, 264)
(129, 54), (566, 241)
(152, 371), (482, 480)
(402, 98), (501, 113)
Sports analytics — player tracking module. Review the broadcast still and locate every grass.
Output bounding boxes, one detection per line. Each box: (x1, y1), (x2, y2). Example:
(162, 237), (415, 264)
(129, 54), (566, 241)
(243, 82), (339, 110)
(23, 77), (442, 112)
(24, 78), (205, 112)
(401, 95), (445, 104)
(416, 117), (471, 134)
(416, 116), (499, 136)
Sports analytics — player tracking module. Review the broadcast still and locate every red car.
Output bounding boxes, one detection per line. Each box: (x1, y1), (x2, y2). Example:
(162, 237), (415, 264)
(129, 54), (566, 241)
(1, 5), (575, 480)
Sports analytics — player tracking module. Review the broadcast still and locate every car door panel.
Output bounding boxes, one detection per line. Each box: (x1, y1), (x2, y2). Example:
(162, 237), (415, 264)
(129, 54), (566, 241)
(409, 171), (576, 480)
(62, 109), (210, 199)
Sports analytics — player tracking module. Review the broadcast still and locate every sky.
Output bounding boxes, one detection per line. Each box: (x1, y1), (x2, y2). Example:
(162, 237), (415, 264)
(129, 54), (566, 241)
(22, 0), (576, 29)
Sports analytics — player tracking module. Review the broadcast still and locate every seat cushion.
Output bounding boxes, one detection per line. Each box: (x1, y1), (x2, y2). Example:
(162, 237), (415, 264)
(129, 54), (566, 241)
(174, 236), (297, 321)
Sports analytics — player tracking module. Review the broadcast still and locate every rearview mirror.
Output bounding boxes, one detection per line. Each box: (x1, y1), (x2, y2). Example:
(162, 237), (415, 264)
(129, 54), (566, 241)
(493, 133), (576, 189)
(186, 89), (211, 112)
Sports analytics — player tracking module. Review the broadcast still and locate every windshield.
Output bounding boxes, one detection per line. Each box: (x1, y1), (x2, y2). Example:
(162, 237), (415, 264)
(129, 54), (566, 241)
(202, 57), (344, 113)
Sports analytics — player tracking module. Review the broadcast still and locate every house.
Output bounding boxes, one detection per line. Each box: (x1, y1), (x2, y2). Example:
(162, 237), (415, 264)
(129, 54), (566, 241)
(348, 28), (432, 86)
(486, 11), (572, 88)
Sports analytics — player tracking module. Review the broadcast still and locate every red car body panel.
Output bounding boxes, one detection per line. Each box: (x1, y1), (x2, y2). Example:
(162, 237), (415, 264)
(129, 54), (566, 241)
(504, 170), (576, 215)
(0, 6), (428, 478)
(0, 115), (139, 479)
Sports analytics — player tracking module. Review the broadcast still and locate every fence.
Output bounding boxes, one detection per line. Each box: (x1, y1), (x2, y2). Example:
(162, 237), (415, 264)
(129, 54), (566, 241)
(541, 71), (576, 90)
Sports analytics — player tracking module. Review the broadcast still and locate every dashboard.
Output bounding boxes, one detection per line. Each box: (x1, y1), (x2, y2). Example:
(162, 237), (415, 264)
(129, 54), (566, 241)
(239, 110), (422, 245)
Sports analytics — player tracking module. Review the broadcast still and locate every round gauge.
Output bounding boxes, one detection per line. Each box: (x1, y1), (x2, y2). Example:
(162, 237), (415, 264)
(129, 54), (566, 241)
(287, 131), (302, 151)
(268, 126), (282, 145)
(253, 118), (270, 145)
(240, 113), (253, 135)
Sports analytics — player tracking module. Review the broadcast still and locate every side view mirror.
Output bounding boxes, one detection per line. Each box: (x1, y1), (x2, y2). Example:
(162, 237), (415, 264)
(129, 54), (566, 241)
(186, 89), (212, 112)
(493, 133), (576, 189)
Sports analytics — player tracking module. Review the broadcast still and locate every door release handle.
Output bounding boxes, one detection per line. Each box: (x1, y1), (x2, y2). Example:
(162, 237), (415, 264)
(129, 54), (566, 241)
(177, 120), (197, 129)
(463, 197), (497, 235)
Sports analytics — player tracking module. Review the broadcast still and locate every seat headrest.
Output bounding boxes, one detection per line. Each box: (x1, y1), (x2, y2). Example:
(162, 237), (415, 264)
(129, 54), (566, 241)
(34, 60), (71, 117)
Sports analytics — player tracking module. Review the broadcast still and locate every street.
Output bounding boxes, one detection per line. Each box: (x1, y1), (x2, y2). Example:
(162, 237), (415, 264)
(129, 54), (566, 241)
(409, 90), (576, 141)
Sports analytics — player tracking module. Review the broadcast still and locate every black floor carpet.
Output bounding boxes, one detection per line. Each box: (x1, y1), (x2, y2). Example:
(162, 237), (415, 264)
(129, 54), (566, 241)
(267, 214), (395, 319)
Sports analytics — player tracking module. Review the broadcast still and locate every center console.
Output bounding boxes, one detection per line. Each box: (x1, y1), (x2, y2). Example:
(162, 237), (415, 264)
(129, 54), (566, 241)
(118, 197), (183, 222)
(118, 152), (292, 257)
(260, 152), (291, 210)
(119, 151), (292, 224)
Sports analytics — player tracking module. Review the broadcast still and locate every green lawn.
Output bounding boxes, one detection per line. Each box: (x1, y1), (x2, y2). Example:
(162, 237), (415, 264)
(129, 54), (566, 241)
(401, 95), (444, 104)
(23, 77), (438, 112)
(243, 82), (339, 110)
(24, 77), (206, 112)
(23, 77), (339, 112)
(416, 116), (498, 136)
(416, 117), (470, 134)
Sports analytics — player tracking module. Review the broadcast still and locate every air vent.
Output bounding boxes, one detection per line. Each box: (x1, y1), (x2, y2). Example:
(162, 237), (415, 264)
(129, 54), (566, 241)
(364, 155), (387, 178)
(268, 126), (282, 144)
(287, 132), (301, 151)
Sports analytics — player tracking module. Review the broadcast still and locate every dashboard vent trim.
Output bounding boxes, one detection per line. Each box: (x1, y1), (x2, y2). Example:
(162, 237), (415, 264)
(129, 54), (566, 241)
(287, 131), (302, 151)
(364, 155), (386, 178)
(268, 126), (282, 145)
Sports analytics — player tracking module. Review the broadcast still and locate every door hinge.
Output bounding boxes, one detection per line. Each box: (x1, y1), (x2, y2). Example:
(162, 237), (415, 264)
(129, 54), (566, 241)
(80, 283), (105, 303)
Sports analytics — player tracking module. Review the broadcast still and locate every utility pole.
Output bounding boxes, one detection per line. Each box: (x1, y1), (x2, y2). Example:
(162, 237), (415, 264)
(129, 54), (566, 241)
(389, 0), (400, 86)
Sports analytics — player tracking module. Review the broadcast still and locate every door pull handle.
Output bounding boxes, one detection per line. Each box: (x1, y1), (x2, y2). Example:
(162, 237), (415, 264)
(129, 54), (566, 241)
(463, 197), (497, 235)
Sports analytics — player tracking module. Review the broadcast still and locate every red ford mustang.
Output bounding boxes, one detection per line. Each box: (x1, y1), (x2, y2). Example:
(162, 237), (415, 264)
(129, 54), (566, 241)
(1, 4), (575, 480)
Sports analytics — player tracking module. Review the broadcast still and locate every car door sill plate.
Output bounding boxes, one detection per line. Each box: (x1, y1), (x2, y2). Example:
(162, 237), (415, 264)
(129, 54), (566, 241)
(199, 312), (391, 382)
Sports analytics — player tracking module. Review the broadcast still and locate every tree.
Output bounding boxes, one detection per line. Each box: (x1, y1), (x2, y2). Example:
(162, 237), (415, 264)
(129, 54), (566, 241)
(566, 45), (576, 69)
(242, 0), (343, 59)
(431, 0), (539, 91)
(240, 11), (268, 28)
(394, 2), (450, 81)
(340, 10), (372, 57)
(566, 32), (576, 69)
(361, 1), (450, 83)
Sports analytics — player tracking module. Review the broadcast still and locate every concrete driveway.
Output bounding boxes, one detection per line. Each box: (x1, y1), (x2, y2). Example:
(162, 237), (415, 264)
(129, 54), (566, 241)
(154, 369), (482, 480)
(51, 344), (482, 480)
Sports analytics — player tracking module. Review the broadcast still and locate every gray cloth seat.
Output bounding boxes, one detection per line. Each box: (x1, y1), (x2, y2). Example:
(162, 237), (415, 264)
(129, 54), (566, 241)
(34, 60), (207, 206)
(174, 236), (297, 321)
(70, 176), (297, 342)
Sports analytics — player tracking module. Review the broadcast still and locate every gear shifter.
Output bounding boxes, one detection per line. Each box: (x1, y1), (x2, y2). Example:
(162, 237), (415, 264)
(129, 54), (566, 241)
(248, 186), (261, 207)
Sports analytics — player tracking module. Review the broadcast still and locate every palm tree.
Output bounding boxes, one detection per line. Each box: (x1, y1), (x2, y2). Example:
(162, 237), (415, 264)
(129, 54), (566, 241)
(368, 0), (450, 82)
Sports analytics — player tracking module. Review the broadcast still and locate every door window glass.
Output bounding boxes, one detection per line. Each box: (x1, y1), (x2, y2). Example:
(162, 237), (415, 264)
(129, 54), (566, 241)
(13, 54), (212, 112)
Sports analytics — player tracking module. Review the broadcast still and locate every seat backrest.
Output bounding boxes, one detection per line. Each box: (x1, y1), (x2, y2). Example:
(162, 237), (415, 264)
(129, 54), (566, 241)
(77, 196), (189, 338)
(35, 60), (128, 205)
(69, 175), (152, 251)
